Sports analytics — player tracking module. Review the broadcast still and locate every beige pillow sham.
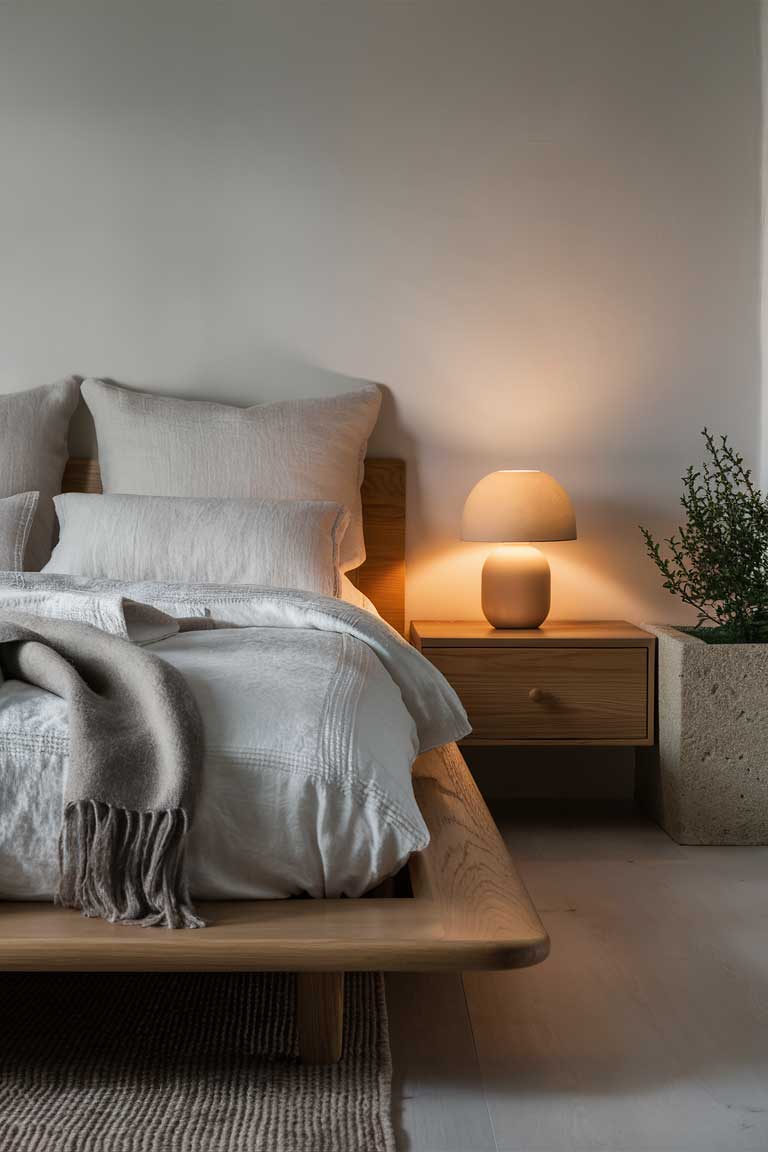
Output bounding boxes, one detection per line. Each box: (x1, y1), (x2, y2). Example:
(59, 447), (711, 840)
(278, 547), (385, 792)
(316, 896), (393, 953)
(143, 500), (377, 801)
(0, 379), (80, 568)
(80, 380), (381, 571)
(0, 491), (39, 571)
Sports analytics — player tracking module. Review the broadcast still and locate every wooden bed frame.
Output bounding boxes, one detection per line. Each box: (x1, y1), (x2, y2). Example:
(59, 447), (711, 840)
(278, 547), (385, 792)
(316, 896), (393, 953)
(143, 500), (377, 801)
(0, 458), (549, 1064)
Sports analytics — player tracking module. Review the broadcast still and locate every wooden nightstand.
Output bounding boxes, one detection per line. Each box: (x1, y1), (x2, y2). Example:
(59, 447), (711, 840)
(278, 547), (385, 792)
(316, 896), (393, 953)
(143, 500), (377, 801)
(411, 621), (655, 747)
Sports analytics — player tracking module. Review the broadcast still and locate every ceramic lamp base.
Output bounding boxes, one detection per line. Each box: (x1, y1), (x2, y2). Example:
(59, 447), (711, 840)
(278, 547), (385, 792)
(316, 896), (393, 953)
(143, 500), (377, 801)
(481, 544), (551, 629)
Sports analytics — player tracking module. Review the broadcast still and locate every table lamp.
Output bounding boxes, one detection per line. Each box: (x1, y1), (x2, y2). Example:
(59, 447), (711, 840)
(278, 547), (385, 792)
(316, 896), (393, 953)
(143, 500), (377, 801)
(461, 470), (576, 628)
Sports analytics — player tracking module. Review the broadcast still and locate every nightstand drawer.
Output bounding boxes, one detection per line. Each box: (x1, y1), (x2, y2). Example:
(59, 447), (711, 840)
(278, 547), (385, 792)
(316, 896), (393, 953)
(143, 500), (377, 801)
(427, 646), (650, 743)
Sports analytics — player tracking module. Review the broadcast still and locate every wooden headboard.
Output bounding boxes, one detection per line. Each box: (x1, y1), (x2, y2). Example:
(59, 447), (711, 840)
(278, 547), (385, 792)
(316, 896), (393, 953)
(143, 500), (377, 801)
(61, 457), (406, 635)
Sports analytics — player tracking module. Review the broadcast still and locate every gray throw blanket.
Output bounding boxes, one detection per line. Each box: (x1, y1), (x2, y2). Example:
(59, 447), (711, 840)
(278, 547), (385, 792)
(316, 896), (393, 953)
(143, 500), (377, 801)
(0, 610), (206, 928)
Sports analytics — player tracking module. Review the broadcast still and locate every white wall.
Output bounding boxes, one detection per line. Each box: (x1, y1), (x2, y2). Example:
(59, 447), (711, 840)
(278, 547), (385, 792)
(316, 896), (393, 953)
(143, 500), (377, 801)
(762, 0), (768, 492)
(0, 0), (761, 629)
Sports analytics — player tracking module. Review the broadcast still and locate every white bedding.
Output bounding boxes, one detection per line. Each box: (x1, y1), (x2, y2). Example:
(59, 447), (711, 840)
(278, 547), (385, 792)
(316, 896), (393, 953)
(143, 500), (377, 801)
(0, 575), (469, 900)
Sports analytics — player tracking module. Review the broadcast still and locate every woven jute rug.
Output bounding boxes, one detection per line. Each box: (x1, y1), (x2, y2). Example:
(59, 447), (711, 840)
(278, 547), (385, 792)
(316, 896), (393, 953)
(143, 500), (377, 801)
(0, 971), (394, 1152)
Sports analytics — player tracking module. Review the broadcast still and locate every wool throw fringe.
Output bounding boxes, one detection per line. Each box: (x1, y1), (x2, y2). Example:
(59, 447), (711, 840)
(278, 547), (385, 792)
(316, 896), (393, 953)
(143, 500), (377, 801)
(0, 606), (207, 929)
(57, 801), (204, 928)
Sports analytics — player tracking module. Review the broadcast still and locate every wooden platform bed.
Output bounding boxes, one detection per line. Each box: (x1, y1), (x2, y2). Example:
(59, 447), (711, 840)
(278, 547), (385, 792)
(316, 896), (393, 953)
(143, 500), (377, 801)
(0, 459), (549, 1064)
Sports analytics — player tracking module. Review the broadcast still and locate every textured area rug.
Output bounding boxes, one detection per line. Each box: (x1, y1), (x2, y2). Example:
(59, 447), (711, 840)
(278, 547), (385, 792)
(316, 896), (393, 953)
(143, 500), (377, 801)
(0, 972), (394, 1152)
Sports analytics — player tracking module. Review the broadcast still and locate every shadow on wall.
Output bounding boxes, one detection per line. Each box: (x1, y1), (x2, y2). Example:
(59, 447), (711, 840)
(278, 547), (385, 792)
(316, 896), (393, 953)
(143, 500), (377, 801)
(67, 359), (413, 457)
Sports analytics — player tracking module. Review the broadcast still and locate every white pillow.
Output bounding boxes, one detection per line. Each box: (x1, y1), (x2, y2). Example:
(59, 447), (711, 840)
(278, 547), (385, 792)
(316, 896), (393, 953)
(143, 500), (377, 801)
(44, 493), (350, 596)
(0, 492), (39, 572)
(80, 380), (381, 572)
(0, 379), (80, 568)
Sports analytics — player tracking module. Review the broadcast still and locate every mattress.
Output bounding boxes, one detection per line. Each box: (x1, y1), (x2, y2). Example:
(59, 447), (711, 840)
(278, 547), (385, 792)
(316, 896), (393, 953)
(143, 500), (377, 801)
(0, 575), (469, 900)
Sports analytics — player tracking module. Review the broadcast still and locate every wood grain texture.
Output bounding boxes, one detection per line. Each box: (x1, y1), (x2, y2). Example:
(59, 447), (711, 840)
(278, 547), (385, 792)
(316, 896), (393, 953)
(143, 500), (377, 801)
(296, 972), (344, 1064)
(0, 744), (548, 973)
(61, 457), (101, 495)
(410, 743), (549, 968)
(62, 456), (406, 635)
(411, 619), (654, 646)
(347, 458), (405, 635)
(412, 621), (655, 747)
(426, 647), (649, 744)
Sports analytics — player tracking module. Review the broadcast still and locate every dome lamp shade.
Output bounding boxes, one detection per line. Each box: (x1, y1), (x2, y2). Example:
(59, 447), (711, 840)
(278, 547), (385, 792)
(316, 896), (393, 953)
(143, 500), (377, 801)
(461, 470), (576, 543)
(461, 470), (576, 629)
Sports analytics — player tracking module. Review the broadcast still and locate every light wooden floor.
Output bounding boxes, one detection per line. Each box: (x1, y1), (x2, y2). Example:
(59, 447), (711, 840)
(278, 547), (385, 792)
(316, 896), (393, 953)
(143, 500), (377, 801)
(388, 802), (768, 1152)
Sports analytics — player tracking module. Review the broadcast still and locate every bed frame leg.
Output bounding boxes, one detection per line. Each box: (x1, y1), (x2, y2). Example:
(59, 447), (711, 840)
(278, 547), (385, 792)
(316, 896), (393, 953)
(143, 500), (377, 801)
(296, 972), (344, 1064)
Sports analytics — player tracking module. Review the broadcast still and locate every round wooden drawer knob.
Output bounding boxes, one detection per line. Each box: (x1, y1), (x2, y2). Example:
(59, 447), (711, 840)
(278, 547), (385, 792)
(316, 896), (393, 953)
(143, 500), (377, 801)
(528, 687), (546, 703)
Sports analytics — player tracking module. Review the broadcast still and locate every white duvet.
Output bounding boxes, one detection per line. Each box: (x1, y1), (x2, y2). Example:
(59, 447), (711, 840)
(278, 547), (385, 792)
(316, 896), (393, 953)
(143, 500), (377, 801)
(0, 574), (470, 900)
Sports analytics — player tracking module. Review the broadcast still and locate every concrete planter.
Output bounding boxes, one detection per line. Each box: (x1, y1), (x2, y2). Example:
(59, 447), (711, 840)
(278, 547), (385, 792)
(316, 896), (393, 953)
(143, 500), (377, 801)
(640, 625), (768, 845)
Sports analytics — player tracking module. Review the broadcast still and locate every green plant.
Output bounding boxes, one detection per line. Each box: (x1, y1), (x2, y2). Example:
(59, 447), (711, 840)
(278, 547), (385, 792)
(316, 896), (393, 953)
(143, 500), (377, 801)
(640, 430), (768, 644)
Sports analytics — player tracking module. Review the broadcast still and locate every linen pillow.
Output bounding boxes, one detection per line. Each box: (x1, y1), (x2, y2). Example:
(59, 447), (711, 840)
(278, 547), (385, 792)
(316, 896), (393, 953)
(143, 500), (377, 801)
(0, 379), (80, 568)
(0, 492), (39, 571)
(44, 493), (349, 596)
(80, 379), (381, 571)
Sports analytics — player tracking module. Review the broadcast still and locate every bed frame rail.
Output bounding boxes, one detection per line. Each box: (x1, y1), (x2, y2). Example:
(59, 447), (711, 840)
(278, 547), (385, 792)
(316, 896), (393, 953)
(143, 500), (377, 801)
(0, 745), (548, 974)
(0, 744), (548, 1060)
